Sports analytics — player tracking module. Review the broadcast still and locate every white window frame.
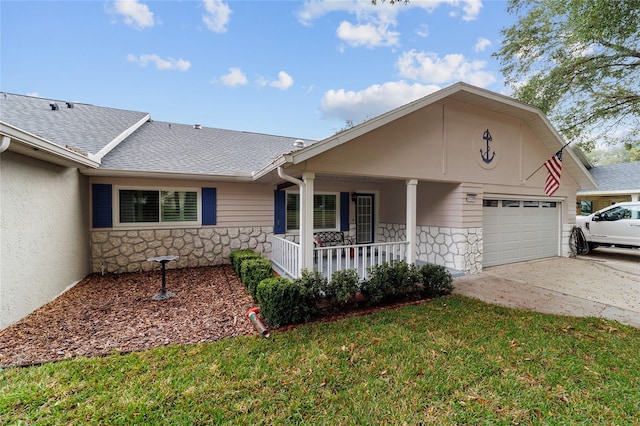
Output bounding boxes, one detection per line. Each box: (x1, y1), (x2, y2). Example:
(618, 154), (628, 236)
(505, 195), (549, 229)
(113, 186), (202, 229)
(285, 191), (340, 233)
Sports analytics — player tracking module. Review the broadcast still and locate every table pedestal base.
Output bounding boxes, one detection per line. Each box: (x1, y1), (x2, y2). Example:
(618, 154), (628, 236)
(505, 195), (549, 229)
(147, 255), (179, 301)
(152, 291), (175, 301)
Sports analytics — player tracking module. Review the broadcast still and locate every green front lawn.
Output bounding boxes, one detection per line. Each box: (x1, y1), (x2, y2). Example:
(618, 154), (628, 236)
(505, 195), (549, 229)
(2, 296), (639, 424)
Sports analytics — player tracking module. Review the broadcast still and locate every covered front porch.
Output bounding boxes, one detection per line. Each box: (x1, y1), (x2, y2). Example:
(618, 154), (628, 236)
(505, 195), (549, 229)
(268, 168), (478, 280)
(269, 169), (421, 280)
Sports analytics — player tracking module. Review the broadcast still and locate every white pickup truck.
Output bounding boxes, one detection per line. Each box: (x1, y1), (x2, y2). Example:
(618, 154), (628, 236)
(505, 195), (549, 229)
(576, 202), (640, 251)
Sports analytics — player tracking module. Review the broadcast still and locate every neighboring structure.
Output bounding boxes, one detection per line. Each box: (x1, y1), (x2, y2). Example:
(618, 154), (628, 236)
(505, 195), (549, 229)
(0, 83), (596, 328)
(576, 161), (640, 215)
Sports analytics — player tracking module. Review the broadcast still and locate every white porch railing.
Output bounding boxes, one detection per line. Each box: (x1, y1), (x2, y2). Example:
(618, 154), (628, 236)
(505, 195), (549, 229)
(271, 237), (409, 281)
(271, 235), (300, 279)
(315, 241), (409, 280)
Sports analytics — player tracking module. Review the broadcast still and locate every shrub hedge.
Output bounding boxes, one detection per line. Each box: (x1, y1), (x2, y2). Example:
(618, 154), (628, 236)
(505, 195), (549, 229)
(360, 261), (420, 304)
(256, 277), (311, 328)
(418, 263), (454, 297)
(242, 251), (455, 328)
(326, 269), (360, 305)
(240, 257), (274, 298)
(229, 249), (261, 275)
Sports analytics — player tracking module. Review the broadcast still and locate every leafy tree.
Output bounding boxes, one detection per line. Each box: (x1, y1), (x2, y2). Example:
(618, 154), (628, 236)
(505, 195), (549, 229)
(588, 144), (634, 166)
(496, 0), (640, 155)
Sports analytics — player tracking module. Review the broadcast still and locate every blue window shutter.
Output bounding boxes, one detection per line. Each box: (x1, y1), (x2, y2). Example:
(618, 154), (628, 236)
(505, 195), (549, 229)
(92, 184), (112, 228)
(274, 190), (286, 234)
(340, 192), (350, 232)
(202, 188), (217, 225)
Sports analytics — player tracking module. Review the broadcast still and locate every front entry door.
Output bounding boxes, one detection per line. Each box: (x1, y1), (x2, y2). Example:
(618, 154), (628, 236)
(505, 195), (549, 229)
(356, 194), (375, 244)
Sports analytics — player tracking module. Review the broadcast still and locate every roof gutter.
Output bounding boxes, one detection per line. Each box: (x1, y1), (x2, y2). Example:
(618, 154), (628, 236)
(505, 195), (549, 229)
(81, 167), (255, 182)
(252, 153), (292, 181)
(277, 166), (304, 188)
(0, 135), (9, 153)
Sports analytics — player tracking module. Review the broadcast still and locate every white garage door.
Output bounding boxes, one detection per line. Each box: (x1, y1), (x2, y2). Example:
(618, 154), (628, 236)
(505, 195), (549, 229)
(483, 199), (560, 267)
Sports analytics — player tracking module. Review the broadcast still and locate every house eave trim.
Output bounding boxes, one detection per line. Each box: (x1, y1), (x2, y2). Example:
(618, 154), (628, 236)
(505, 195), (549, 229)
(577, 189), (640, 196)
(81, 168), (255, 182)
(252, 154), (291, 180)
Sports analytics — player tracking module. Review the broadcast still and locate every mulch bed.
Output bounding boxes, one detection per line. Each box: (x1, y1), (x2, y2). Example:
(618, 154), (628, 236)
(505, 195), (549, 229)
(0, 265), (440, 368)
(0, 265), (256, 368)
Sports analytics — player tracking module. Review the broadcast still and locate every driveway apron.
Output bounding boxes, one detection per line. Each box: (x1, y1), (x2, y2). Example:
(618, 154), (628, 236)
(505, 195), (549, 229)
(453, 253), (640, 328)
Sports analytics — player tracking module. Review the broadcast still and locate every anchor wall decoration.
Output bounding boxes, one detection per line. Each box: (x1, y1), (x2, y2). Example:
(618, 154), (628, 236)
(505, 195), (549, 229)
(480, 129), (495, 164)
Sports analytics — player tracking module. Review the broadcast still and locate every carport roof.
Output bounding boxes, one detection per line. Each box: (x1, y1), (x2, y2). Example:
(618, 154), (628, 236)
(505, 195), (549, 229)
(578, 161), (640, 194)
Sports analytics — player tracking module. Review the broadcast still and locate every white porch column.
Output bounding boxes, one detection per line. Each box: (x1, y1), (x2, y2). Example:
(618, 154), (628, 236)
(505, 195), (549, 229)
(632, 194), (639, 202)
(301, 172), (315, 272)
(406, 179), (418, 264)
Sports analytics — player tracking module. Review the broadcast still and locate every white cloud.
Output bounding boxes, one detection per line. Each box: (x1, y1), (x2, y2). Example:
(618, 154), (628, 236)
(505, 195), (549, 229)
(127, 54), (191, 71)
(474, 37), (492, 52)
(297, 1), (367, 26)
(202, 0), (232, 33)
(396, 50), (496, 87)
(113, 0), (154, 30)
(257, 71), (294, 90)
(336, 21), (400, 48)
(459, 0), (482, 21)
(321, 81), (441, 123)
(219, 67), (248, 87)
(26, 92), (41, 97)
(297, 1), (483, 27)
(416, 23), (429, 38)
(269, 71), (294, 90)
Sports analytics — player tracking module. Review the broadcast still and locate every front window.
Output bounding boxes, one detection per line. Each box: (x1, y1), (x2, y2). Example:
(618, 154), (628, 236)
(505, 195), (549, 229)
(314, 194), (337, 229)
(286, 193), (337, 231)
(118, 188), (198, 225)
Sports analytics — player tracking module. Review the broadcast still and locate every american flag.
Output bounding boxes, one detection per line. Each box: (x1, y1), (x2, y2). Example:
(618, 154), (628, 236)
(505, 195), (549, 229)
(544, 150), (563, 196)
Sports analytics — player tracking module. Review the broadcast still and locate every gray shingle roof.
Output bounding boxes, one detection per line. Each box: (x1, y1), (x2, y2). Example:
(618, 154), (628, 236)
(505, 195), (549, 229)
(0, 92), (148, 155)
(99, 121), (309, 176)
(578, 161), (640, 193)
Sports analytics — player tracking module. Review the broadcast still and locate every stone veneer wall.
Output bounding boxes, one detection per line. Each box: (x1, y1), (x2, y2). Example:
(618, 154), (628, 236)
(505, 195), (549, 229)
(91, 227), (272, 274)
(379, 223), (483, 275)
(561, 224), (572, 258)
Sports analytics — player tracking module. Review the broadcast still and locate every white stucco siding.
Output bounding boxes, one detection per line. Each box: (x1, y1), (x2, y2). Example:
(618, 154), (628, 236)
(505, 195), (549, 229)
(1, 152), (90, 329)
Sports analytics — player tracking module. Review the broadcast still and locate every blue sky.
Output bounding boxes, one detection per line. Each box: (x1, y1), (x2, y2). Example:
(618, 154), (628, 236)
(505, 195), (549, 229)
(1, 0), (516, 141)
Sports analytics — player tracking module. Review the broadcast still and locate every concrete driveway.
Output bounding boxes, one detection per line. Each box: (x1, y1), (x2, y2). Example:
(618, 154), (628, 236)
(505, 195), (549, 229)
(453, 248), (640, 328)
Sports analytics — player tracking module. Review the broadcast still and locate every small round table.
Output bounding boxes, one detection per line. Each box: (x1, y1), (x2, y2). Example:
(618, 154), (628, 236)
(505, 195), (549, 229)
(147, 255), (179, 300)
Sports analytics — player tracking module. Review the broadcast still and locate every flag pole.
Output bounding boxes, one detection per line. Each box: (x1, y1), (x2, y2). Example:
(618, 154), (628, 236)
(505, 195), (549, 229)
(522, 140), (573, 183)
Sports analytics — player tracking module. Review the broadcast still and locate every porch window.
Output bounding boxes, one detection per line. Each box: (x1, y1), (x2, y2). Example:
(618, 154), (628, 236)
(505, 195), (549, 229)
(286, 193), (337, 231)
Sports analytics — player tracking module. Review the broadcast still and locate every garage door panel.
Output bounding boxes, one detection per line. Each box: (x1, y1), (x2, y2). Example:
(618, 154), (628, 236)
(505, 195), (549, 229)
(483, 200), (559, 267)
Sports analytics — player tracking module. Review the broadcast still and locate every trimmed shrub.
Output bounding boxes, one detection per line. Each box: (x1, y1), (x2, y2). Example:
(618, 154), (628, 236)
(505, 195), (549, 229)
(361, 261), (420, 305)
(257, 277), (316, 328)
(294, 269), (325, 303)
(240, 257), (274, 298)
(418, 263), (454, 298)
(229, 249), (261, 276)
(327, 269), (360, 305)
